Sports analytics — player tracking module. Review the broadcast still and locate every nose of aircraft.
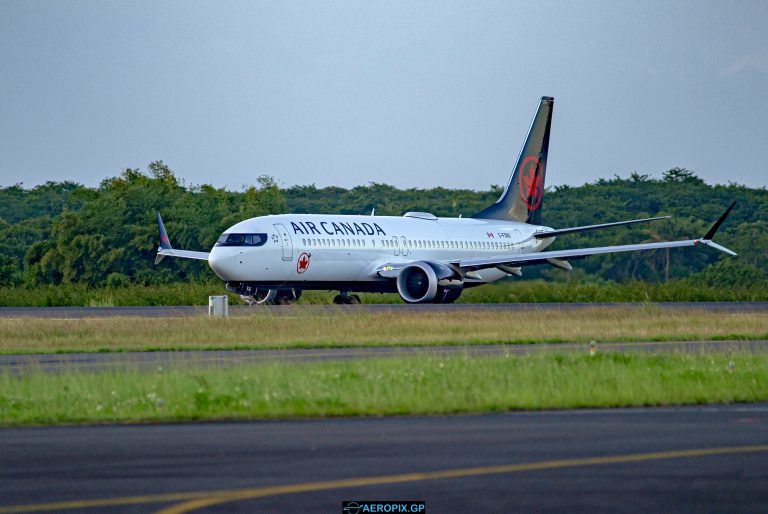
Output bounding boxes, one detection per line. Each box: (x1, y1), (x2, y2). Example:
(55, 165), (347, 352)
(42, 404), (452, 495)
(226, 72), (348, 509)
(208, 247), (237, 280)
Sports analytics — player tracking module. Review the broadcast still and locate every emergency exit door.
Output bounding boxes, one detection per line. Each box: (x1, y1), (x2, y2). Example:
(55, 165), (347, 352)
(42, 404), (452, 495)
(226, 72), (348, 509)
(273, 223), (293, 261)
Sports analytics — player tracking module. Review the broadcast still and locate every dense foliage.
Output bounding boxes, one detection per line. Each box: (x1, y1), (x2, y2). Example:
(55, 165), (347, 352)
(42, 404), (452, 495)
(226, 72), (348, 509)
(0, 163), (766, 296)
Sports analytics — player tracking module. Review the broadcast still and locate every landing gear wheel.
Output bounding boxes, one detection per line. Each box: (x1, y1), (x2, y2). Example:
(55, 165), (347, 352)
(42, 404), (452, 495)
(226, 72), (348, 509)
(242, 289), (277, 305)
(275, 289), (301, 305)
(333, 293), (361, 305)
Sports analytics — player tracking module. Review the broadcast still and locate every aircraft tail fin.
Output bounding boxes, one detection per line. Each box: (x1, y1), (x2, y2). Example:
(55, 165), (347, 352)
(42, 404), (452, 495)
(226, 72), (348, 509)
(473, 96), (553, 224)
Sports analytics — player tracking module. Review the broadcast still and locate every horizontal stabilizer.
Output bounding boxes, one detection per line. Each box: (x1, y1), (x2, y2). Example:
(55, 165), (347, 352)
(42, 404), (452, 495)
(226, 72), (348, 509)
(534, 216), (670, 239)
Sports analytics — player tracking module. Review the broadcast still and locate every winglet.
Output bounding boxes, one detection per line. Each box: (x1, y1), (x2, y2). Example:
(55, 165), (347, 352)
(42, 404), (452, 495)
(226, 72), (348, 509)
(157, 211), (172, 250)
(697, 201), (738, 256)
(699, 239), (737, 256)
(155, 211), (172, 265)
(703, 201), (737, 240)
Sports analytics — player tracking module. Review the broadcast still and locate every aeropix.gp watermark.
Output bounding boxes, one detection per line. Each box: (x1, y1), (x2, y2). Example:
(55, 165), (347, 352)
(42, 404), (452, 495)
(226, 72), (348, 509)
(342, 500), (425, 513)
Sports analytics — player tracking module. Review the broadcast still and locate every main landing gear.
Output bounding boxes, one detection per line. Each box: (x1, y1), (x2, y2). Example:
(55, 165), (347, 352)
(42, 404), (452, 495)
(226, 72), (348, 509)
(333, 292), (361, 305)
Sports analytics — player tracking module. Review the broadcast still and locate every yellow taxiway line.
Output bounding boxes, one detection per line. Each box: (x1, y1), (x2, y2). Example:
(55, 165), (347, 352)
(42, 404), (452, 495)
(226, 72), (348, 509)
(0, 444), (766, 513)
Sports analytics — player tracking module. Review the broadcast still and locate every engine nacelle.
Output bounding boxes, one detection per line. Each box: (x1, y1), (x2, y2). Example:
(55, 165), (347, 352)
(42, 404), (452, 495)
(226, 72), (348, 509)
(396, 262), (438, 303)
(434, 281), (463, 303)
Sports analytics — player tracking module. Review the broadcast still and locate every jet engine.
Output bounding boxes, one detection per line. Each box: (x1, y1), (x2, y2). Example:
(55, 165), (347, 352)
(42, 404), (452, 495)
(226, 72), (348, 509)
(396, 262), (439, 303)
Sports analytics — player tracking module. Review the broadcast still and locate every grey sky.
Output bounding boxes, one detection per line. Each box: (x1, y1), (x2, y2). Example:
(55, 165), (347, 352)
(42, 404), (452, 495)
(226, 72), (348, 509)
(1, 0), (766, 191)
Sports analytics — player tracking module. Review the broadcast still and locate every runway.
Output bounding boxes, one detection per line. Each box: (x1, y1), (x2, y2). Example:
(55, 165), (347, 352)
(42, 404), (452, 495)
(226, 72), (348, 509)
(1, 404), (767, 513)
(3, 340), (767, 374)
(1, 301), (767, 318)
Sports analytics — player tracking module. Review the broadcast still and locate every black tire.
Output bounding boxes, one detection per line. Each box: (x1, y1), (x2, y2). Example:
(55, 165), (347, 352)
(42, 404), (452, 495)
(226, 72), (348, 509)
(275, 289), (301, 305)
(333, 294), (359, 305)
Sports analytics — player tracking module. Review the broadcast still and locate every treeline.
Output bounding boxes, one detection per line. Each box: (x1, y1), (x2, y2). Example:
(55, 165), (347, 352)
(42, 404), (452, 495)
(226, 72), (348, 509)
(0, 162), (766, 294)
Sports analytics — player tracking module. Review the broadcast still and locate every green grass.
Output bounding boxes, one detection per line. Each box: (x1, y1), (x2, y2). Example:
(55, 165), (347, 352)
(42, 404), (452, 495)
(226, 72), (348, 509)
(2, 352), (767, 426)
(0, 283), (243, 307)
(1, 307), (767, 354)
(1, 278), (767, 307)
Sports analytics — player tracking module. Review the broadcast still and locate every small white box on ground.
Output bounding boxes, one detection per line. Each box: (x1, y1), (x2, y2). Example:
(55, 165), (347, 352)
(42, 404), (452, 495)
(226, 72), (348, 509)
(208, 295), (229, 317)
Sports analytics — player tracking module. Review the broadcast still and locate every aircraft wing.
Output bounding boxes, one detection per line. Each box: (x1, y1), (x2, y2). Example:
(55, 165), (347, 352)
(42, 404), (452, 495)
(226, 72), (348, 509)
(533, 215), (670, 239)
(457, 202), (737, 271)
(156, 248), (210, 262)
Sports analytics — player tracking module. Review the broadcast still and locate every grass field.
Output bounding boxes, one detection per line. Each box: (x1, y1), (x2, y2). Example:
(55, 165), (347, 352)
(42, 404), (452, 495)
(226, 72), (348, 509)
(2, 351), (766, 426)
(2, 279), (767, 307)
(0, 307), (766, 354)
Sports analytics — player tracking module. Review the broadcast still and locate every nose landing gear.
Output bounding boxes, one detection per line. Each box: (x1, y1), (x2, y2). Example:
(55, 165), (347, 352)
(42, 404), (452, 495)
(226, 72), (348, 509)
(227, 282), (302, 305)
(332, 292), (361, 305)
(241, 288), (277, 305)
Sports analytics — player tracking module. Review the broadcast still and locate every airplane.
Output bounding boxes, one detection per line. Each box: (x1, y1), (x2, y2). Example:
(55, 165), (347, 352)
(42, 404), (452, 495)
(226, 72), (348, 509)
(155, 96), (737, 305)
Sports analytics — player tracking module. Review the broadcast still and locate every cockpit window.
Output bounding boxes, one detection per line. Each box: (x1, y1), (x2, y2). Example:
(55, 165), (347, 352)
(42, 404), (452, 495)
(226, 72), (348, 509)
(215, 233), (268, 247)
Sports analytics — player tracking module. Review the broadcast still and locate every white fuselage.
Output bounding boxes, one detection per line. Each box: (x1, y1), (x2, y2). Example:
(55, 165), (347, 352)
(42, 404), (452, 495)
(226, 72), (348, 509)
(208, 213), (554, 291)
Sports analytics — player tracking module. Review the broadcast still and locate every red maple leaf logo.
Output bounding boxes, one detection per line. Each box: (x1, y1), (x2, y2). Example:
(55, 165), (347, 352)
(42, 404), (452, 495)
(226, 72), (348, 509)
(518, 156), (543, 211)
(297, 252), (310, 274)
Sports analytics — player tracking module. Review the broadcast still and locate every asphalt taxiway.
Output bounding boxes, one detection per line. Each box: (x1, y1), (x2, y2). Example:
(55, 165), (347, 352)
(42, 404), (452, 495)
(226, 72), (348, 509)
(1, 404), (767, 513)
(1, 301), (767, 318)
